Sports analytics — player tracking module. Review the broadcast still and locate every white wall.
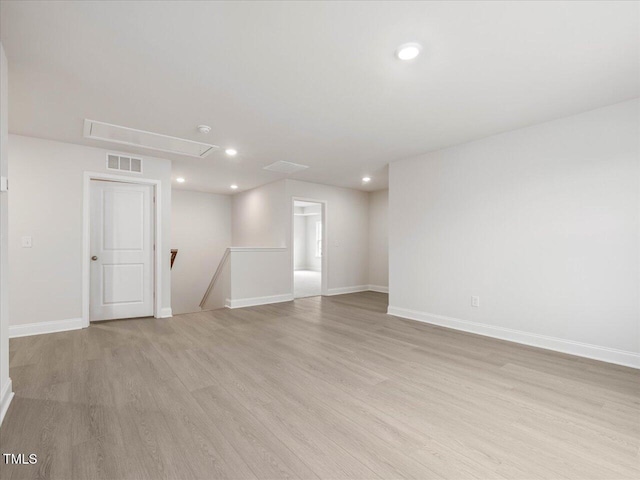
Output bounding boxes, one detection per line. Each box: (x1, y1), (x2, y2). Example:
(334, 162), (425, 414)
(389, 100), (640, 367)
(228, 248), (291, 306)
(232, 180), (287, 247)
(232, 179), (370, 296)
(368, 189), (388, 290)
(171, 189), (231, 314)
(8, 135), (172, 328)
(0, 42), (12, 424)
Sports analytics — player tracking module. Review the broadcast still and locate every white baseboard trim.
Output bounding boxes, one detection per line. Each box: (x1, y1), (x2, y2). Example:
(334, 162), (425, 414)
(326, 285), (389, 295)
(0, 378), (14, 427)
(387, 306), (640, 369)
(9, 317), (84, 338)
(368, 285), (389, 293)
(158, 307), (173, 318)
(326, 285), (370, 296)
(226, 293), (294, 309)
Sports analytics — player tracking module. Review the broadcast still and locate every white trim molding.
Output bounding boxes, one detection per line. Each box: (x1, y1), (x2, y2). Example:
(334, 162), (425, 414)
(0, 378), (14, 426)
(326, 285), (370, 296)
(229, 247), (287, 252)
(368, 285), (389, 293)
(226, 293), (294, 309)
(387, 306), (640, 369)
(9, 317), (84, 338)
(159, 308), (173, 318)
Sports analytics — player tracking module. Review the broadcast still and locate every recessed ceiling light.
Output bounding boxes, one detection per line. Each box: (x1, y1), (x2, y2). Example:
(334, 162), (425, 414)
(197, 125), (211, 134)
(362, 176), (371, 183)
(225, 148), (238, 156)
(176, 177), (185, 183)
(396, 43), (422, 60)
(230, 184), (238, 190)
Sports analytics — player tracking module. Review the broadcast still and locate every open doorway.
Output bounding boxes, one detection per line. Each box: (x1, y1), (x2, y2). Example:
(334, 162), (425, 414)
(293, 200), (323, 298)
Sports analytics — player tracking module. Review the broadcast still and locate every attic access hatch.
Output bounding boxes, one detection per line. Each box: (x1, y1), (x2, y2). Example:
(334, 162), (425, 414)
(83, 119), (219, 158)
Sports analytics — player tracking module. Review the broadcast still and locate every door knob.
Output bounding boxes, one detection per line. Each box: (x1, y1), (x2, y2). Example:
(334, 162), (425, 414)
(91, 256), (98, 261)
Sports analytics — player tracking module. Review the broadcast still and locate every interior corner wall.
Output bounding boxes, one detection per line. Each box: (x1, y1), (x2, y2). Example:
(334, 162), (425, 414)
(171, 189), (231, 314)
(231, 180), (287, 247)
(389, 99), (640, 366)
(8, 135), (172, 329)
(368, 189), (388, 289)
(0, 42), (12, 424)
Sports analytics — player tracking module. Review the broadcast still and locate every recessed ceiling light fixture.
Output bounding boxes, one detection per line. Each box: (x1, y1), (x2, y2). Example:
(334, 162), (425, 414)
(396, 42), (422, 60)
(225, 148), (238, 156)
(230, 184), (238, 190)
(176, 177), (185, 183)
(362, 176), (371, 183)
(197, 125), (211, 134)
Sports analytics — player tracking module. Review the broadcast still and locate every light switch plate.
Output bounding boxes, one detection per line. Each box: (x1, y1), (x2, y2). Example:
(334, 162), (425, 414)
(0, 176), (7, 192)
(21, 236), (32, 248)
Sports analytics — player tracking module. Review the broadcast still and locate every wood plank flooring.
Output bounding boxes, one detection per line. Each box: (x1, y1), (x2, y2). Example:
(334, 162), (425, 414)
(1, 292), (638, 479)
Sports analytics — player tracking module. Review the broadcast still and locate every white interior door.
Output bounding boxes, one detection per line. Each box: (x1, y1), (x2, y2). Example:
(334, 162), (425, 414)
(90, 180), (154, 321)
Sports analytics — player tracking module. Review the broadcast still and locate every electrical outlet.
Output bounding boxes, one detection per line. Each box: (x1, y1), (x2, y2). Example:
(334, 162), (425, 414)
(471, 296), (480, 307)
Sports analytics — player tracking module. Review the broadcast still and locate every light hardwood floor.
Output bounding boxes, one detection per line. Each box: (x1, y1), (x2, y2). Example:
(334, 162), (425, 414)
(1, 292), (639, 480)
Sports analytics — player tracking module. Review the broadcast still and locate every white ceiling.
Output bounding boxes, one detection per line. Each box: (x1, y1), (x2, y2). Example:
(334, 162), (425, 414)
(1, 1), (638, 194)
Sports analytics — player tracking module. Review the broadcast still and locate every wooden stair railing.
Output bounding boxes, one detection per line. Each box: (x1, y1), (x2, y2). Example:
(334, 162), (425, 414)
(199, 248), (230, 308)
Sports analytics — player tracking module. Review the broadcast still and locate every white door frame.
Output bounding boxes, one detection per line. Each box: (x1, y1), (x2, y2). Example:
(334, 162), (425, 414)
(290, 196), (328, 297)
(82, 171), (162, 327)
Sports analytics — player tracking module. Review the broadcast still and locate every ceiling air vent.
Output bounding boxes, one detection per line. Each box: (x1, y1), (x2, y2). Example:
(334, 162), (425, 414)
(107, 154), (143, 173)
(263, 161), (309, 174)
(84, 119), (219, 158)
